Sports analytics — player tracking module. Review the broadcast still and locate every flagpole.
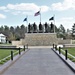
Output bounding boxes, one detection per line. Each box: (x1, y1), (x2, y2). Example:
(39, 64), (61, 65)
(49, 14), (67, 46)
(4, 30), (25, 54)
(40, 8), (41, 23)
(54, 15), (55, 33)
(26, 15), (28, 33)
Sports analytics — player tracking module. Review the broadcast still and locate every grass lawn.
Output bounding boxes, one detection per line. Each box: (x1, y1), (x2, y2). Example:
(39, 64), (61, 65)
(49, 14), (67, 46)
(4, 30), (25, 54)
(63, 47), (75, 56)
(56, 47), (75, 62)
(0, 49), (18, 65)
(0, 49), (16, 60)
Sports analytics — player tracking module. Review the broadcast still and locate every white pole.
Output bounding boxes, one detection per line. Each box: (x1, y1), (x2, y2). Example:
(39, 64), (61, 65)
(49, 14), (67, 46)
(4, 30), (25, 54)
(26, 15), (28, 33)
(54, 15), (55, 33)
(40, 8), (41, 23)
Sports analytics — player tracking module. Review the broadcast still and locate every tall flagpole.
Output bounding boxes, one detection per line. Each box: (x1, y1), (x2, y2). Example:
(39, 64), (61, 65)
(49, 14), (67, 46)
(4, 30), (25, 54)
(26, 15), (28, 25)
(26, 15), (28, 33)
(54, 15), (55, 33)
(40, 8), (41, 23)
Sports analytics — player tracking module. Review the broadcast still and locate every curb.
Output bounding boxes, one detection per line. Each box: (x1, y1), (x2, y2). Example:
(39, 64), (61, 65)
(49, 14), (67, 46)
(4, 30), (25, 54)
(0, 49), (29, 74)
(51, 48), (75, 73)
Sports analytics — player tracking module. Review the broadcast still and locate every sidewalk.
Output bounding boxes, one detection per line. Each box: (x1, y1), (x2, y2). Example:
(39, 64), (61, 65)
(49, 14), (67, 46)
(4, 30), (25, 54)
(28, 46), (53, 48)
(17, 45), (53, 48)
(1, 48), (75, 75)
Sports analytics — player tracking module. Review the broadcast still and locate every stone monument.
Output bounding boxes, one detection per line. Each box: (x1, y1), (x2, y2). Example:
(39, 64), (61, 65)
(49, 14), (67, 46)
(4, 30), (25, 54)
(22, 22), (58, 46)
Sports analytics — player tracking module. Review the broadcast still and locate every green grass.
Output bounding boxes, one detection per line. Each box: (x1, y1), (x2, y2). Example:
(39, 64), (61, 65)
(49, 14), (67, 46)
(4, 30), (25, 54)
(0, 49), (15, 65)
(57, 47), (75, 62)
(60, 47), (75, 62)
(0, 49), (11, 60)
(0, 49), (16, 60)
(0, 48), (24, 60)
(63, 47), (75, 56)
(0, 48), (24, 65)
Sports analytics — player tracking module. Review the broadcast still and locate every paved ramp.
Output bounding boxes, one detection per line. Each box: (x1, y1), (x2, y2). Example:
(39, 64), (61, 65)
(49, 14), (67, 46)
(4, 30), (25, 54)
(1, 48), (75, 75)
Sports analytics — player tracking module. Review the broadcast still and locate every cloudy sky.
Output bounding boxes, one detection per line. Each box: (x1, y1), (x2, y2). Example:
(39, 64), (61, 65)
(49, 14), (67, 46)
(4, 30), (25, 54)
(0, 0), (75, 29)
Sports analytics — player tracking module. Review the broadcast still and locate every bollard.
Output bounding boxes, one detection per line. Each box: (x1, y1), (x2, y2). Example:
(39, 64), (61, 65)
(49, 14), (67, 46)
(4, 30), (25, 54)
(63, 44), (65, 48)
(53, 44), (54, 48)
(27, 44), (28, 49)
(65, 50), (68, 60)
(19, 47), (21, 55)
(11, 51), (13, 60)
(24, 45), (25, 51)
(59, 47), (61, 54)
(55, 45), (57, 50)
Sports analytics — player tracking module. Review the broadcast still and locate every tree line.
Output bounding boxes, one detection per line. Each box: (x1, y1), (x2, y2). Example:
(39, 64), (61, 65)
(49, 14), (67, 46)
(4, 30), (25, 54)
(0, 22), (75, 42)
(0, 25), (27, 43)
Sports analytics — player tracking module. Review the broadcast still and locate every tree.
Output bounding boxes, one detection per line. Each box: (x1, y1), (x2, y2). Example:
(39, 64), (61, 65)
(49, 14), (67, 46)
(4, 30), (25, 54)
(59, 24), (65, 33)
(8, 32), (16, 41)
(0, 26), (4, 33)
(10, 26), (15, 34)
(15, 26), (21, 40)
(3, 25), (10, 41)
(0, 25), (27, 42)
(15, 26), (20, 33)
(9, 26), (15, 41)
(57, 24), (66, 39)
(4, 25), (10, 36)
(72, 23), (75, 39)
(20, 25), (26, 38)
(66, 29), (72, 39)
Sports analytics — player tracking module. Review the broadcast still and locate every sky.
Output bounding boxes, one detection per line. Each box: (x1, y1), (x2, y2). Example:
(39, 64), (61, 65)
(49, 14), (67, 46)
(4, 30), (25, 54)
(0, 0), (75, 30)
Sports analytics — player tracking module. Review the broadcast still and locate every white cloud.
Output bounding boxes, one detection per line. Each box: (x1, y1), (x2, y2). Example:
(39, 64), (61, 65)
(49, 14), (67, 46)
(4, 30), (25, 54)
(12, 11), (21, 15)
(60, 17), (73, 21)
(0, 14), (6, 19)
(4, 9), (10, 12)
(0, 6), (10, 12)
(56, 17), (74, 29)
(4, 3), (49, 15)
(51, 0), (75, 11)
(0, 6), (6, 10)
(22, 11), (33, 15)
(40, 6), (49, 12)
(7, 3), (38, 11)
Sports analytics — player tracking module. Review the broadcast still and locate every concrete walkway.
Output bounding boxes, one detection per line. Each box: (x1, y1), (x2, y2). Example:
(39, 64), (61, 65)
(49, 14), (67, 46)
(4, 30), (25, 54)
(1, 48), (75, 75)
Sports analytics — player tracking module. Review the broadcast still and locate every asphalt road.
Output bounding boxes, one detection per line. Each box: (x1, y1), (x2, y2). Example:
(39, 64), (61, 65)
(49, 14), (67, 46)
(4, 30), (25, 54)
(1, 48), (75, 75)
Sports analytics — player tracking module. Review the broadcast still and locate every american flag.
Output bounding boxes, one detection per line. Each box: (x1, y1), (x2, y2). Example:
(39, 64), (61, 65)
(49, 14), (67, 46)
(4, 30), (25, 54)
(34, 11), (40, 16)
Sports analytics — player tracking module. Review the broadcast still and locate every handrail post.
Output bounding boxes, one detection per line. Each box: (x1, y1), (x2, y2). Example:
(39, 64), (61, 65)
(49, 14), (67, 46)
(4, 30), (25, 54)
(24, 45), (25, 51)
(19, 47), (21, 55)
(55, 45), (57, 50)
(27, 44), (28, 49)
(65, 50), (68, 60)
(59, 47), (61, 54)
(11, 50), (13, 60)
(53, 44), (54, 48)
